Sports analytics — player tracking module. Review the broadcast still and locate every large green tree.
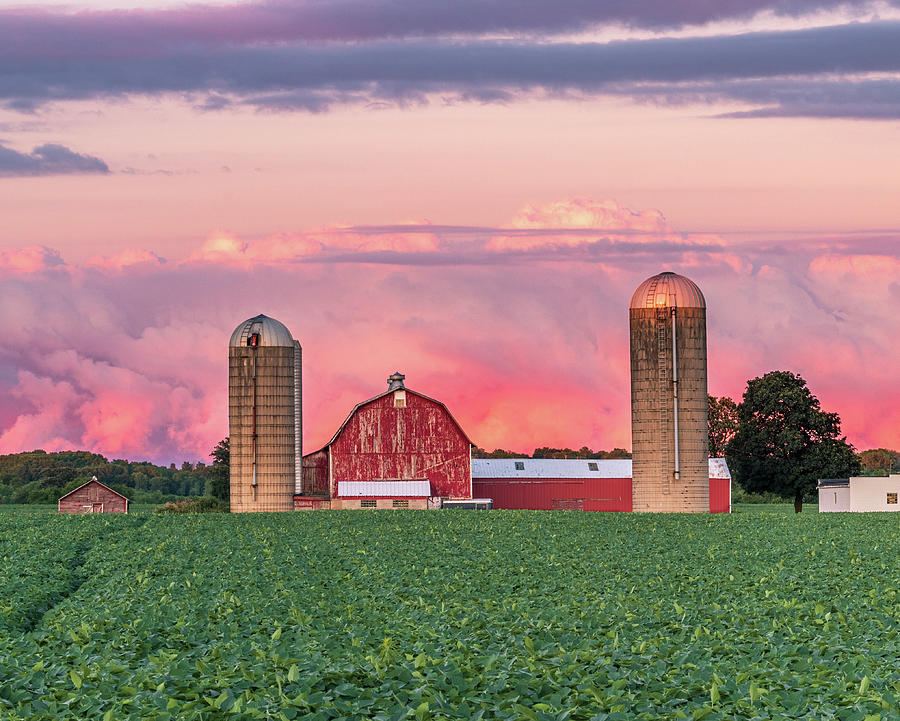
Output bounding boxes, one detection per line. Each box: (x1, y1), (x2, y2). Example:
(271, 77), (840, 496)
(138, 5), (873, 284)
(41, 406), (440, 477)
(205, 437), (230, 501)
(708, 394), (739, 458)
(727, 371), (859, 512)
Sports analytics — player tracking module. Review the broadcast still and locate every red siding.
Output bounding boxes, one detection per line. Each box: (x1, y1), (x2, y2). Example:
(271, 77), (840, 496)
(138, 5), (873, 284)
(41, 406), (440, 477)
(329, 391), (471, 499)
(709, 477), (731, 513)
(474, 477), (731, 513)
(473, 477), (633, 511)
(58, 480), (128, 514)
(301, 449), (329, 496)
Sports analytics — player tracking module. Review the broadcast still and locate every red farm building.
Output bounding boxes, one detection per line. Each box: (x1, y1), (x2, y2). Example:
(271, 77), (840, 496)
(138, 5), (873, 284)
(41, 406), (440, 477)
(58, 477), (130, 514)
(473, 458), (732, 513)
(295, 373), (474, 509)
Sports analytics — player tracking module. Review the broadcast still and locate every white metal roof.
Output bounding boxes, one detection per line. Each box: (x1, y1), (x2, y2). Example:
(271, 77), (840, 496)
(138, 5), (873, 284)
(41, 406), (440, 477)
(338, 480), (432, 497)
(229, 314), (295, 347)
(472, 458), (731, 479)
(472, 458), (633, 479)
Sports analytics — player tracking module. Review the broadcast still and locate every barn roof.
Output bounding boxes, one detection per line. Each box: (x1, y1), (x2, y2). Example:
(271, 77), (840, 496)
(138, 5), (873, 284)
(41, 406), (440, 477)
(473, 458), (731, 479)
(309, 387), (474, 454)
(58, 478), (130, 502)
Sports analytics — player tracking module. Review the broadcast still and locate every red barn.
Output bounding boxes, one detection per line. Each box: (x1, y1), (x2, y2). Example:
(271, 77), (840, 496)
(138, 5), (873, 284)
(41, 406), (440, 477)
(296, 373), (473, 509)
(473, 458), (731, 513)
(58, 477), (129, 514)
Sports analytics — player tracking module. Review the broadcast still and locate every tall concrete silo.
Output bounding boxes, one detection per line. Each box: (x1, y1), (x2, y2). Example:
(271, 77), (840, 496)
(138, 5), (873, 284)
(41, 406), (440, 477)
(228, 314), (302, 512)
(629, 272), (708, 512)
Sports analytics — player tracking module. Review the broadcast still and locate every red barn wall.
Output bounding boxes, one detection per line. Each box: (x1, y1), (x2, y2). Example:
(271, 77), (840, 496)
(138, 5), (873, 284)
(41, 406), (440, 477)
(329, 392), (471, 499)
(301, 449), (329, 496)
(709, 477), (731, 513)
(473, 477), (632, 511)
(58, 481), (128, 514)
(473, 477), (731, 513)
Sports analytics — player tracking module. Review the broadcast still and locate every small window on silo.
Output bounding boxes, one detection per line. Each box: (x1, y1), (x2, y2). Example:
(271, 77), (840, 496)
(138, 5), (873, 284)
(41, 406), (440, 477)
(888, 493), (898, 504)
(394, 390), (406, 408)
(392, 499), (409, 508)
(360, 499), (377, 508)
(515, 461), (525, 471)
(247, 333), (260, 347)
(588, 462), (599, 471)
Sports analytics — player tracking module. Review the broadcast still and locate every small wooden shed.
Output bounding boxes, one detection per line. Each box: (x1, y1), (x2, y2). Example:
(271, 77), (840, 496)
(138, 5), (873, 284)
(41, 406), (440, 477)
(58, 477), (129, 514)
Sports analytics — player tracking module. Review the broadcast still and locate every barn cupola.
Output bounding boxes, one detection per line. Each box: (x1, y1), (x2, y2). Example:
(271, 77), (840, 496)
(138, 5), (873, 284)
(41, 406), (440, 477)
(388, 372), (407, 408)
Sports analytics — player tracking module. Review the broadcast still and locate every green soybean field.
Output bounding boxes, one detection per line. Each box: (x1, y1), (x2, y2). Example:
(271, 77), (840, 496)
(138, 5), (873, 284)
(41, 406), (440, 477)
(0, 507), (898, 721)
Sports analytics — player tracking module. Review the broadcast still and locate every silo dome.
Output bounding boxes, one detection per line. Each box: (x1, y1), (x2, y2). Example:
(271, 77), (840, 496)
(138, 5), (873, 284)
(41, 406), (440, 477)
(630, 272), (705, 310)
(229, 314), (295, 347)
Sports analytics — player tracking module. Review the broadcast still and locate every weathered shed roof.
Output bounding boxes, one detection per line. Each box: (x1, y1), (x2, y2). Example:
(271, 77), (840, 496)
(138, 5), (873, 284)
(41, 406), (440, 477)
(58, 478), (129, 502)
(817, 478), (851, 489)
(338, 480), (432, 497)
(473, 458), (731, 479)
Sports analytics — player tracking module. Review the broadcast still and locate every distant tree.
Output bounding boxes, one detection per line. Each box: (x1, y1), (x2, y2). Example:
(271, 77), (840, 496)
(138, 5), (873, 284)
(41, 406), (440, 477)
(727, 371), (860, 513)
(472, 447), (529, 459)
(858, 448), (898, 476)
(206, 437), (230, 501)
(708, 394), (739, 458)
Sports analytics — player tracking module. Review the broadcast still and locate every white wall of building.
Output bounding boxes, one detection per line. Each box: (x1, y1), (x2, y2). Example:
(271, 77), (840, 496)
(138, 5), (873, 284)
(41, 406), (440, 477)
(848, 475), (900, 512)
(818, 486), (851, 512)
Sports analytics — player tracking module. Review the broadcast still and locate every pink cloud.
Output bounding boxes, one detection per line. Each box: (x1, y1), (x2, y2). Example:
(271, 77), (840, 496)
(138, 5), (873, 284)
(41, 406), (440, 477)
(487, 198), (721, 252)
(0, 198), (897, 464)
(86, 248), (164, 270)
(0, 245), (64, 273)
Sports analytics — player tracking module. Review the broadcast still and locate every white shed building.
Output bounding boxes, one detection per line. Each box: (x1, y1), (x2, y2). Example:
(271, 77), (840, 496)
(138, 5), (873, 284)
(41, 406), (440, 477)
(818, 475), (900, 512)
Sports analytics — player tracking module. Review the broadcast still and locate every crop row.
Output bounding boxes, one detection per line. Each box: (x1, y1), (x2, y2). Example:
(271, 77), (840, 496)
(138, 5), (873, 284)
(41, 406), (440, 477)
(0, 510), (898, 720)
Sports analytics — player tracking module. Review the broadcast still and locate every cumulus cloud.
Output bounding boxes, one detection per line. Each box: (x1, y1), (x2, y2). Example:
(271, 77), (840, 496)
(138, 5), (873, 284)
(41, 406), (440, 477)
(0, 143), (109, 177)
(86, 249), (164, 270)
(0, 199), (897, 464)
(0, 245), (65, 272)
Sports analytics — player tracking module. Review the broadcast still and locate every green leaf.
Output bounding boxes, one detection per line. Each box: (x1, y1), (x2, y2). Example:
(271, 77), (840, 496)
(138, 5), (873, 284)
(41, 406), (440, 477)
(287, 664), (299, 682)
(860, 676), (871, 694)
(70, 670), (82, 689)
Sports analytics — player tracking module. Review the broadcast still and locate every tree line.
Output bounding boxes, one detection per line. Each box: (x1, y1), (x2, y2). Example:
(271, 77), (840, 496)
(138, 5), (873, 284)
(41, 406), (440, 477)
(0, 441), (229, 505)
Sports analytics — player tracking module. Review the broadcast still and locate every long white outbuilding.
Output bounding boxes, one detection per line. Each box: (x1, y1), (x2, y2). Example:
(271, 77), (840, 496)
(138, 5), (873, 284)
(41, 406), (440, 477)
(818, 475), (900, 512)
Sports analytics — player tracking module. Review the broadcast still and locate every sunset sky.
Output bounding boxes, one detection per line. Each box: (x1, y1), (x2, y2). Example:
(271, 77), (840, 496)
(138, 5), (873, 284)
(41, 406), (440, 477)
(1, 0), (898, 464)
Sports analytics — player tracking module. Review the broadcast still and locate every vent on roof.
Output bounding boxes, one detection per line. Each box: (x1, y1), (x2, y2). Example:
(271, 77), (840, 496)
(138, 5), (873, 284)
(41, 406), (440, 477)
(514, 461), (525, 471)
(588, 462), (599, 471)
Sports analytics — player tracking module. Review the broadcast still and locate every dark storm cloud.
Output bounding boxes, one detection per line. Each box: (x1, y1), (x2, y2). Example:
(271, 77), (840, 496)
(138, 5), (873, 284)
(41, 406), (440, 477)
(1, 16), (899, 118)
(0, 0), (885, 56)
(0, 143), (110, 177)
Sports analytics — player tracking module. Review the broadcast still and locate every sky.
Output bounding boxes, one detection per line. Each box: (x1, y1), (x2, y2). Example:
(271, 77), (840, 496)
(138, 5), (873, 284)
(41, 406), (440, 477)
(1, 0), (898, 464)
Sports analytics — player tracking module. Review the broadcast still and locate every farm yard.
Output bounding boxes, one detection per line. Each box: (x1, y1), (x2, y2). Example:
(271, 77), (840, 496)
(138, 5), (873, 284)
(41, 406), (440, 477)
(0, 508), (898, 720)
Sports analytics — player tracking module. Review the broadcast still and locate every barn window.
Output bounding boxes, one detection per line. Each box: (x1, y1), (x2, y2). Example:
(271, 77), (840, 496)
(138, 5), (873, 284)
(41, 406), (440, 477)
(588, 462), (599, 471)
(888, 493), (898, 505)
(392, 499), (409, 508)
(515, 461), (525, 471)
(394, 390), (406, 408)
(247, 333), (260, 347)
(360, 499), (377, 508)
